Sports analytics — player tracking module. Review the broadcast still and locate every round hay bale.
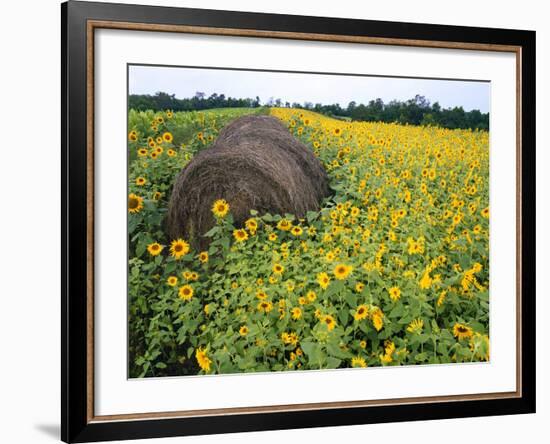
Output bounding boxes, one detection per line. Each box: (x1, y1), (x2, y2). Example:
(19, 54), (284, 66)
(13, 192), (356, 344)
(166, 115), (330, 250)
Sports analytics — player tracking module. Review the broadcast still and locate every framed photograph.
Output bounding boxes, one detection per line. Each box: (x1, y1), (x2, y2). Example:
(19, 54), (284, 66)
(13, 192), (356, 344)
(62, 1), (536, 442)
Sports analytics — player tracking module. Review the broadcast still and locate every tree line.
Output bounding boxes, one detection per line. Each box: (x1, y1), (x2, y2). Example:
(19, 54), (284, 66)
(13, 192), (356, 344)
(129, 92), (489, 130)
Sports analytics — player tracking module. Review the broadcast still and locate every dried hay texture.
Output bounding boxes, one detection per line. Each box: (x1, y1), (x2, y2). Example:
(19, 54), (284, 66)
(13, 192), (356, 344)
(166, 115), (330, 249)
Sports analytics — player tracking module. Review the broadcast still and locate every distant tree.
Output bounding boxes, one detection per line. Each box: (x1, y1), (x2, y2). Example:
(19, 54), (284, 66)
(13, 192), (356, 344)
(421, 113), (437, 126)
(128, 92), (489, 130)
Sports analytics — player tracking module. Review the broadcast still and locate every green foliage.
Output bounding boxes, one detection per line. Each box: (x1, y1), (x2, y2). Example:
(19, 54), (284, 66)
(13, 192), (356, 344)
(129, 92), (489, 130)
(128, 107), (490, 378)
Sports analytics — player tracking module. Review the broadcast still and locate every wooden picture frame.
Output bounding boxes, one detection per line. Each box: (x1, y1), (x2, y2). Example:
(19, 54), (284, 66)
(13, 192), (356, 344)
(62, 1), (536, 442)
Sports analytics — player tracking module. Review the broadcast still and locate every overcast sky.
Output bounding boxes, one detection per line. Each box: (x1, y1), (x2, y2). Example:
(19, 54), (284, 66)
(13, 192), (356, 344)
(129, 65), (490, 113)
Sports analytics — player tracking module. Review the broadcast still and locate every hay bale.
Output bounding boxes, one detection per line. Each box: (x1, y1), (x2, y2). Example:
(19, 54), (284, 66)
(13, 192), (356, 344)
(166, 115), (330, 250)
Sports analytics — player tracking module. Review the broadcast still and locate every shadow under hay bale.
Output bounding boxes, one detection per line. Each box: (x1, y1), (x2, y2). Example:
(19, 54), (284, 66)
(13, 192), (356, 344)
(166, 115), (331, 250)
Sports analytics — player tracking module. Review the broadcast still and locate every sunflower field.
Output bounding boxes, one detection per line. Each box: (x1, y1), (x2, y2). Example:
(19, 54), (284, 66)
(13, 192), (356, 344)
(128, 106), (490, 377)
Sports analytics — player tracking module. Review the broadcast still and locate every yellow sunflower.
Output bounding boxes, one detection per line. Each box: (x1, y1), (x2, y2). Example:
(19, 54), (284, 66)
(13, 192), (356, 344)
(146, 242), (163, 256)
(170, 238), (190, 259)
(388, 286), (401, 302)
(371, 309), (384, 331)
(322, 314), (336, 331)
(166, 276), (178, 286)
(195, 347), (212, 372)
(135, 177), (146, 186)
(162, 132), (173, 143)
(257, 301), (273, 313)
(351, 356), (367, 368)
(453, 323), (473, 340)
(306, 290), (317, 302)
(128, 193), (143, 214)
(291, 307), (302, 320)
(245, 218), (258, 234)
(281, 331), (299, 346)
(354, 304), (369, 321)
(178, 284), (194, 301)
(291, 226), (303, 236)
(333, 263), (353, 280)
(211, 199), (230, 218)
(233, 229), (248, 242)
(317, 272), (330, 289)
(198, 251), (209, 263)
(407, 318), (424, 334)
(277, 219), (292, 231)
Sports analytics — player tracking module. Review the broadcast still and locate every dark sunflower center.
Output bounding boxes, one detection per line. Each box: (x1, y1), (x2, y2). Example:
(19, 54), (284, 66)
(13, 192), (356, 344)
(129, 198), (138, 209)
(174, 245), (183, 252)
